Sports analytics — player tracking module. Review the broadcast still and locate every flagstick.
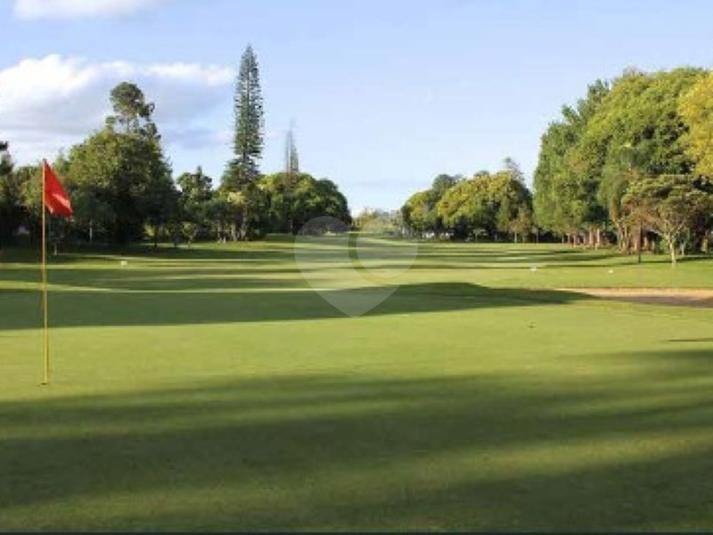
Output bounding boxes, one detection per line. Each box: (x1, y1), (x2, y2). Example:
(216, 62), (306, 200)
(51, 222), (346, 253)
(41, 161), (50, 386)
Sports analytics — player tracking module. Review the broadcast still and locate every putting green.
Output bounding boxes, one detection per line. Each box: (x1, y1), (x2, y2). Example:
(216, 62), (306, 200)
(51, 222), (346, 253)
(1, 237), (713, 530)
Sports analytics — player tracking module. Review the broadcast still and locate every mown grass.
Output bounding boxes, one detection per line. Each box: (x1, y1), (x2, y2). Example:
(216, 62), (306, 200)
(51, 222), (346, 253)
(1, 237), (713, 530)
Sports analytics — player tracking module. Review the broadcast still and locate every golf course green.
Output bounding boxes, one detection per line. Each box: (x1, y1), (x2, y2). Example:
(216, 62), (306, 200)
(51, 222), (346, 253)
(1, 237), (713, 530)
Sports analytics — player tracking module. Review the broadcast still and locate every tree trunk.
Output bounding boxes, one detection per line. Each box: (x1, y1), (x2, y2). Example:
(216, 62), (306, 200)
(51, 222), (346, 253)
(635, 226), (642, 264)
(240, 204), (251, 241)
(613, 221), (623, 251)
(667, 238), (677, 266)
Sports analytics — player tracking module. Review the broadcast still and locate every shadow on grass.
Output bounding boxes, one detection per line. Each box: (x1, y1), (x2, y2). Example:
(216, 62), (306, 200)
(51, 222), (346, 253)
(0, 242), (298, 264)
(2, 349), (713, 529)
(0, 282), (585, 330)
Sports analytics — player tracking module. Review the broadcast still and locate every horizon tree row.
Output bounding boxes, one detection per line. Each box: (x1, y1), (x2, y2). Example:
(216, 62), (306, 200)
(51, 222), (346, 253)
(401, 159), (534, 242)
(398, 66), (713, 264)
(0, 46), (350, 248)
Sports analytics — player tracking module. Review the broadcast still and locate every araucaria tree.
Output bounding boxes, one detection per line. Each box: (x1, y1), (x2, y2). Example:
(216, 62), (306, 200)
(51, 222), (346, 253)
(285, 127), (299, 175)
(223, 45), (264, 240)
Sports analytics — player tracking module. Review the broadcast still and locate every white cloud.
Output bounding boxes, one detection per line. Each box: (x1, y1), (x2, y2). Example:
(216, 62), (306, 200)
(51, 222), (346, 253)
(145, 64), (233, 86)
(0, 54), (235, 164)
(13, 0), (165, 20)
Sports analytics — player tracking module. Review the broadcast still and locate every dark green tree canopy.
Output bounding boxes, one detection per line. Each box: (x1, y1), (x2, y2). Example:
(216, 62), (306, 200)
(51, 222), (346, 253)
(259, 171), (350, 234)
(225, 45), (264, 189)
(64, 83), (174, 245)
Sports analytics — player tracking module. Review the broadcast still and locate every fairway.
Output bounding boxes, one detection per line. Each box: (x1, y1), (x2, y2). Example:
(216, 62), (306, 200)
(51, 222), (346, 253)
(2, 238), (713, 530)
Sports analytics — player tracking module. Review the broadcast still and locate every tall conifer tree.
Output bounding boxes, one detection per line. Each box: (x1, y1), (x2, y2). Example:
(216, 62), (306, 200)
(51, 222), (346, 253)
(224, 45), (264, 238)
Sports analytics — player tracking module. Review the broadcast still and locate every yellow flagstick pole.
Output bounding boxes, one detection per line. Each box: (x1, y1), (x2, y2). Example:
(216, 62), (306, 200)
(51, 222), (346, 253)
(41, 160), (50, 386)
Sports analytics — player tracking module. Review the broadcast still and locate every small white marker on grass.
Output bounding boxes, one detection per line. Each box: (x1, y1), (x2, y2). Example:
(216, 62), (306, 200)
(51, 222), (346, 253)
(120, 260), (128, 267)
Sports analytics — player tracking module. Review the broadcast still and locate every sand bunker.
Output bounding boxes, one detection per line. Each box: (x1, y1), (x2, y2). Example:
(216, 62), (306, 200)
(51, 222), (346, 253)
(557, 288), (713, 308)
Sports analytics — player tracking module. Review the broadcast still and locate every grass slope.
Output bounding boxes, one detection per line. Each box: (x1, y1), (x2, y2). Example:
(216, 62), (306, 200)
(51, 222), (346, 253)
(1, 238), (713, 530)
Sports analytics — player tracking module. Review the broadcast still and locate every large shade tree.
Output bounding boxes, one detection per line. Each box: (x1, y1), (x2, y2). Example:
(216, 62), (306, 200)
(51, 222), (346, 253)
(437, 170), (531, 241)
(259, 172), (350, 234)
(623, 175), (713, 264)
(65, 83), (175, 245)
(533, 80), (609, 244)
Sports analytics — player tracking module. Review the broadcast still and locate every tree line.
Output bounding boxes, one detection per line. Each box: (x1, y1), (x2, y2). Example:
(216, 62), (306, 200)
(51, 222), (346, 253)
(400, 67), (713, 264)
(0, 46), (350, 248)
(400, 158), (534, 242)
(533, 67), (713, 264)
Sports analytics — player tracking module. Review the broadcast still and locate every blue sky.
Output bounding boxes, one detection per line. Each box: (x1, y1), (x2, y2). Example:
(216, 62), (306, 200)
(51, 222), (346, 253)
(2, 0), (713, 212)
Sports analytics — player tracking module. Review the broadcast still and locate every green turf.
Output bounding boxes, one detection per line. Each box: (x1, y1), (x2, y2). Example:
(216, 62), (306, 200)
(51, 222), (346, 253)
(1, 237), (713, 530)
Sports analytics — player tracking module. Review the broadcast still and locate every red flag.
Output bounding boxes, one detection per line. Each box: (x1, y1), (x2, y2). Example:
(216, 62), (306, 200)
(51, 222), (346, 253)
(42, 160), (73, 218)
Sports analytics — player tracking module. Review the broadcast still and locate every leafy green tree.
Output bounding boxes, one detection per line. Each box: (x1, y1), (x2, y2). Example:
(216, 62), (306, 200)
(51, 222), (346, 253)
(533, 80), (609, 243)
(510, 206), (534, 242)
(587, 68), (702, 249)
(431, 174), (461, 196)
(401, 174), (462, 236)
(402, 190), (439, 236)
(208, 193), (238, 242)
(67, 130), (142, 243)
(12, 164), (43, 243)
(66, 83), (174, 245)
(534, 68), (704, 251)
(436, 175), (493, 239)
(490, 164), (532, 241)
(314, 178), (350, 223)
(142, 164), (178, 248)
(177, 167), (214, 244)
(680, 71), (713, 177)
(623, 175), (713, 264)
(0, 142), (24, 245)
(258, 172), (350, 234)
(503, 157), (525, 183)
(434, 167), (532, 241)
(354, 208), (403, 235)
(0, 142), (11, 176)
